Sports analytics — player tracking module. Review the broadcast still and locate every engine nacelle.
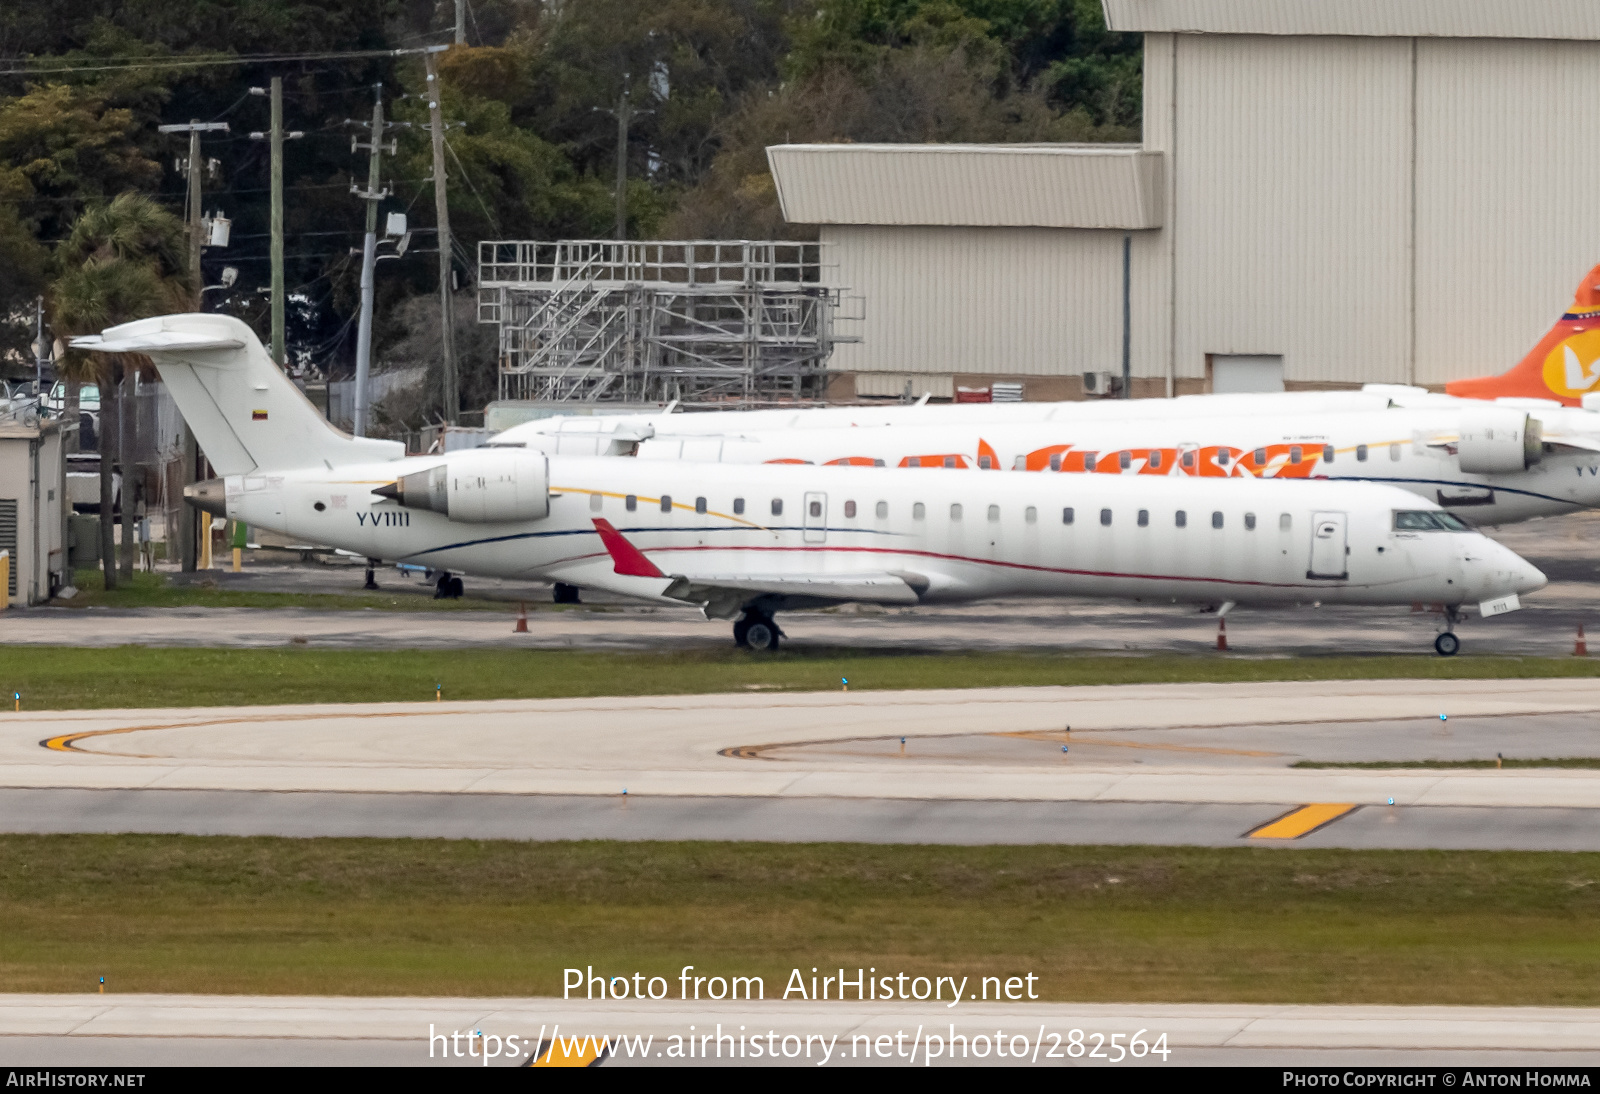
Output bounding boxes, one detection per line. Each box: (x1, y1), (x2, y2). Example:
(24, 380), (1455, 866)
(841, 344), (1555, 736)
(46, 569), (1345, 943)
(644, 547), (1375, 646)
(1456, 408), (1542, 474)
(375, 449), (550, 523)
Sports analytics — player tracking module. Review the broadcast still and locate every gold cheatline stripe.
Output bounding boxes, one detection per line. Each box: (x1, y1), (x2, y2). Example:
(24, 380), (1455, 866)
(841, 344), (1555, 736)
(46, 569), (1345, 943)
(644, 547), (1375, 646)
(1246, 802), (1359, 840)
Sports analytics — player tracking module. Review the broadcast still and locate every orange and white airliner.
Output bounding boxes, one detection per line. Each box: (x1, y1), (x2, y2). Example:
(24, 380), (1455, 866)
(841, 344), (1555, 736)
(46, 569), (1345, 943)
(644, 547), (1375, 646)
(492, 268), (1600, 527)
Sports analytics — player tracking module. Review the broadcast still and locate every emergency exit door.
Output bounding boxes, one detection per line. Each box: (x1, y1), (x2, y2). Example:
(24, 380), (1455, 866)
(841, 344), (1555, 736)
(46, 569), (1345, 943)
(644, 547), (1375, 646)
(1308, 511), (1348, 580)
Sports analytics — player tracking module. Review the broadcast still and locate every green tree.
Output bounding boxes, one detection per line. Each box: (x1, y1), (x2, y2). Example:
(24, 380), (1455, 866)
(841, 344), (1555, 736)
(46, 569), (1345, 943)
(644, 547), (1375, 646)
(51, 191), (191, 589)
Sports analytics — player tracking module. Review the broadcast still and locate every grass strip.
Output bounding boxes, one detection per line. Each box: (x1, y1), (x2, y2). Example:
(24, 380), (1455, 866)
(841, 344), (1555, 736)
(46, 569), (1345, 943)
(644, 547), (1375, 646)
(54, 569), (536, 612)
(4, 646), (1600, 710)
(3, 835), (1599, 1004)
(1293, 758), (1600, 770)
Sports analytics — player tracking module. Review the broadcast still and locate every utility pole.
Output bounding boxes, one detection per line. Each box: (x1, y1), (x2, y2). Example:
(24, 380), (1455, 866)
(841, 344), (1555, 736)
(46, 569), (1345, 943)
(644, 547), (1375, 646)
(270, 79), (285, 365)
(349, 86), (393, 437)
(424, 48), (459, 425)
(157, 120), (228, 573)
(249, 82), (304, 367)
(32, 297), (45, 392)
(613, 77), (632, 241)
(455, 0), (466, 44)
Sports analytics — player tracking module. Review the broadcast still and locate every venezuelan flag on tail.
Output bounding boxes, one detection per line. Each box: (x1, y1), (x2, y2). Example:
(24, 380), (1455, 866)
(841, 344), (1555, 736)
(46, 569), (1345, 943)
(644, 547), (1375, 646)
(1447, 264), (1600, 406)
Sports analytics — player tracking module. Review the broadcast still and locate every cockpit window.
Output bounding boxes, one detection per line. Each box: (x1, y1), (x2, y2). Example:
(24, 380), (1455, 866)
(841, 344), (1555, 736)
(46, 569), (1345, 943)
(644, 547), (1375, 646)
(1394, 510), (1469, 531)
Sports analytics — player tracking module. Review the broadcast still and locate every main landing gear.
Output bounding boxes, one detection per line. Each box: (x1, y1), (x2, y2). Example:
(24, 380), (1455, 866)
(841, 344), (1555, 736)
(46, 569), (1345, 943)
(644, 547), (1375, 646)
(1434, 606), (1463, 657)
(434, 571), (464, 599)
(734, 610), (781, 652)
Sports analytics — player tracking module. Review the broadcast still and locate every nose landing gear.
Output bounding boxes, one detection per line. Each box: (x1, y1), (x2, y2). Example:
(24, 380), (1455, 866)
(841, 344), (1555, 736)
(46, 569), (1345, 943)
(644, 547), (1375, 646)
(1434, 606), (1463, 656)
(734, 611), (781, 651)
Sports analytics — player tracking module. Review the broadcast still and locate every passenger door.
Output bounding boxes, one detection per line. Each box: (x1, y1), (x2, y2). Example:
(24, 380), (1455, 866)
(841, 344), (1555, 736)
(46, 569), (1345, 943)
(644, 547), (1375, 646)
(1308, 511), (1349, 580)
(803, 491), (827, 543)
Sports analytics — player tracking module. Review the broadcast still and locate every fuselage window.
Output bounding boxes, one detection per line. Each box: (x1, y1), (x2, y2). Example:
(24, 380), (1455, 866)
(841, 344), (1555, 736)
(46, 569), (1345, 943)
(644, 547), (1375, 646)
(1062, 507), (1075, 525)
(695, 497), (707, 514)
(1137, 509), (1149, 527)
(909, 457), (921, 468)
(1083, 452), (1097, 471)
(1217, 449), (1230, 467)
(1253, 447), (1266, 465)
(944, 456), (957, 469)
(1290, 446), (1302, 464)
(1356, 444), (1368, 462)
(1175, 510), (1187, 528)
(1245, 512), (1256, 530)
(1322, 445), (1334, 463)
(1182, 450), (1195, 469)
(771, 498), (783, 517)
(589, 493), (603, 512)
(844, 500), (857, 518)
(1100, 508), (1112, 526)
(873, 459), (885, 467)
(913, 502), (926, 520)
(987, 505), (1000, 522)
(1390, 443), (1402, 461)
(875, 501), (888, 518)
(1049, 454), (1062, 472)
(1013, 456), (1026, 470)
(1212, 511), (1224, 529)
(661, 495), (673, 513)
(951, 503), (963, 521)
(978, 455), (992, 469)
(625, 495), (637, 512)
(1149, 452), (1162, 470)
(733, 497), (745, 515)
(809, 499), (822, 518)
(1279, 513), (1292, 531)
(1025, 506), (1037, 523)
(1119, 451), (1131, 470)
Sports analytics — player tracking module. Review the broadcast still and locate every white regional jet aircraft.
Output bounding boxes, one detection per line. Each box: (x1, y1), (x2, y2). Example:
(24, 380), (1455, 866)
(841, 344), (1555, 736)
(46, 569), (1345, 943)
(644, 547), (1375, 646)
(75, 315), (1546, 655)
(492, 389), (1600, 528)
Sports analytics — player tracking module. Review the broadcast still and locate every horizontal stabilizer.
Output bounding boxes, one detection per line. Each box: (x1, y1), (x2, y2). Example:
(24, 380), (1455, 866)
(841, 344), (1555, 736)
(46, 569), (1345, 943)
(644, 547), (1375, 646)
(71, 331), (245, 355)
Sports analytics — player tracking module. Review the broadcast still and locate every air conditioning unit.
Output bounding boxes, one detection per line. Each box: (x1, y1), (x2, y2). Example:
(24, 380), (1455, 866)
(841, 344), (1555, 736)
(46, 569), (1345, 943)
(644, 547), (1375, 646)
(1083, 371), (1119, 397)
(991, 382), (1024, 403)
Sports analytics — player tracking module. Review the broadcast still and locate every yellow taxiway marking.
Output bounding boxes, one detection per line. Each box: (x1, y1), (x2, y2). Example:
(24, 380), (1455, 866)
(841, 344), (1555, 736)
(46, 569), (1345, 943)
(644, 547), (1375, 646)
(996, 730), (1283, 758)
(1247, 803), (1359, 840)
(530, 1039), (608, 1067)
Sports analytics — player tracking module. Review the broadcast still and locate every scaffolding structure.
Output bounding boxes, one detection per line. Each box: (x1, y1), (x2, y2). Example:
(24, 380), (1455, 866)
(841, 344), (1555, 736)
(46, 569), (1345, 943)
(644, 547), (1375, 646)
(477, 240), (854, 403)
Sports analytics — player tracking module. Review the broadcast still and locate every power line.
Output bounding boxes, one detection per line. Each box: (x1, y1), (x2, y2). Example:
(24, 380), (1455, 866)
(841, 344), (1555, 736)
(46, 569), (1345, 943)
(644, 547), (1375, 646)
(0, 45), (446, 78)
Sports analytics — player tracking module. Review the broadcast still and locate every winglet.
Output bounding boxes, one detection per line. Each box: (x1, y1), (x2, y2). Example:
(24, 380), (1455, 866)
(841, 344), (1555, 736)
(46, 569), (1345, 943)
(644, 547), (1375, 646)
(592, 518), (664, 578)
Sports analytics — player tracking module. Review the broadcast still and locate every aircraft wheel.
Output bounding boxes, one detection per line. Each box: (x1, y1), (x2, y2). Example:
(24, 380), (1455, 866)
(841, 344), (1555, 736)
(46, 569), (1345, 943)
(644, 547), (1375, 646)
(732, 616), (752, 648)
(447, 576), (465, 599)
(1434, 632), (1461, 657)
(744, 616), (780, 652)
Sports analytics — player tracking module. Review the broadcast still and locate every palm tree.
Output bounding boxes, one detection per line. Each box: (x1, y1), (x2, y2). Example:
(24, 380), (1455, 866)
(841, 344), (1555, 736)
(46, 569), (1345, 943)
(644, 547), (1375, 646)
(52, 192), (191, 590)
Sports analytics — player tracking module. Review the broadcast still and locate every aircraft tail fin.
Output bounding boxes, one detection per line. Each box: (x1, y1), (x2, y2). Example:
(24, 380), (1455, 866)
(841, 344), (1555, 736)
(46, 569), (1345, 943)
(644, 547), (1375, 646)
(72, 313), (403, 475)
(1446, 265), (1600, 406)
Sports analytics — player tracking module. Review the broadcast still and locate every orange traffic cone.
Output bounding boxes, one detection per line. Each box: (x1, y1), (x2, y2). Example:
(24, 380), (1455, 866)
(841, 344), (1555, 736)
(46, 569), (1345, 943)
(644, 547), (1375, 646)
(514, 602), (528, 633)
(1217, 617), (1228, 651)
(1577, 624), (1588, 657)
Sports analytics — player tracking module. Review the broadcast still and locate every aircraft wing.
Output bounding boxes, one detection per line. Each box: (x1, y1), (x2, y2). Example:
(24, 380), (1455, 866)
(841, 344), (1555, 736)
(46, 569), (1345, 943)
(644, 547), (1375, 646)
(1542, 435), (1600, 454)
(579, 518), (923, 617)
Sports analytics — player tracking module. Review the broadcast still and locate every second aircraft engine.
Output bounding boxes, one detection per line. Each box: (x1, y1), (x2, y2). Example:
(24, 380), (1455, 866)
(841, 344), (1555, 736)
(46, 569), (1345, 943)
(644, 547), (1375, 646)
(1456, 407), (1542, 474)
(374, 449), (550, 522)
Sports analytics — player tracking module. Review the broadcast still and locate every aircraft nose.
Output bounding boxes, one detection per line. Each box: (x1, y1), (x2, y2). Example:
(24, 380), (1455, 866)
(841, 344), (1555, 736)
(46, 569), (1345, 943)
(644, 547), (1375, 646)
(1513, 555), (1548, 596)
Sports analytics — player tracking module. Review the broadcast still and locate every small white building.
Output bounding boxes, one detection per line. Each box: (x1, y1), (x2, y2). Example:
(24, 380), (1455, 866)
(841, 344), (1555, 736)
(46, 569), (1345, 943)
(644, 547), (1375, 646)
(0, 416), (66, 605)
(767, 0), (1600, 400)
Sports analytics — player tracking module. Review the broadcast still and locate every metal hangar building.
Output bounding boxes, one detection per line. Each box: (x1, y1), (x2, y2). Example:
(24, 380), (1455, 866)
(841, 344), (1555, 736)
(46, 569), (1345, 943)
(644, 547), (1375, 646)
(766, 0), (1600, 402)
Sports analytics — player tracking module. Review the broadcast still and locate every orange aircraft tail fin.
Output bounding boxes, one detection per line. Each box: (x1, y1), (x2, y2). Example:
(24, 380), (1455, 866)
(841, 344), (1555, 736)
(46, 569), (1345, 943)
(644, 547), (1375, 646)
(1446, 264), (1600, 405)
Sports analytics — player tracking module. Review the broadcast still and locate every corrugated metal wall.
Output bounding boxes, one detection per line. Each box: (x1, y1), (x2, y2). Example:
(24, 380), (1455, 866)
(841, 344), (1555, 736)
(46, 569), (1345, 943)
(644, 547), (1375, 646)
(1171, 34), (1414, 384)
(769, 145), (1163, 228)
(827, 225), (1168, 379)
(1103, 0), (1600, 41)
(1413, 38), (1600, 385)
